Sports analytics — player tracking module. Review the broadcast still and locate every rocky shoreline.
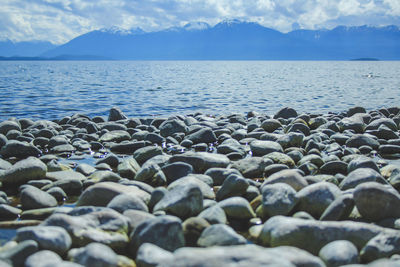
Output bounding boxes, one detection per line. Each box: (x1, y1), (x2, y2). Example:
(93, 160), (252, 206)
(1, 106), (400, 266)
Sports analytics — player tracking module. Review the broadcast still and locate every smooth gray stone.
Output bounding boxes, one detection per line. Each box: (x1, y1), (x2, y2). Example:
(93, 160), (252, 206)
(264, 152), (296, 168)
(198, 205), (227, 225)
(50, 144), (76, 153)
(148, 187), (168, 211)
(68, 242), (119, 267)
(27, 179), (52, 188)
(48, 136), (69, 148)
(319, 240), (359, 267)
(117, 157), (141, 179)
(379, 144), (400, 155)
(277, 132), (304, 149)
(258, 215), (398, 255)
(169, 152), (230, 173)
(204, 167), (242, 186)
(261, 119), (282, 132)
(107, 193), (149, 213)
(76, 182), (150, 207)
(141, 154), (171, 169)
(197, 224), (246, 247)
(87, 170), (121, 183)
(159, 119), (188, 137)
(250, 140), (283, 156)
(99, 130), (130, 143)
(216, 174), (249, 201)
(161, 162), (193, 184)
(163, 244), (326, 267)
(46, 159), (71, 172)
(0, 240), (38, 267)
(354, 182), (400, 221)
(260, 183), (297, 218)
(298, 154), (325, 168)
(136, 243), (174, 267)
(188, 173), (213, 187)
(46, 186), (67, 202)
(217, 138), (246, 156)
(185, 127), (217, 144)
(42, 178), (83, 196)
(146, 132), (165, 144)
(320, 194), (355, 221)
(320, 160), (348, 175)
(129, 215), (184, 256)
(108, 106), (128, 121)
(347, 106), (366, 117)
(345, 134), (380, 149)
(263, 164), (290, 177)
(360, 232), (400, 263)
(231, 157), (273, 178)
(0, 204), (21, 220)
(274, 107), (298, 119)
(25, 250), (62, 267)
(0, 157), (47, 185)
(218, 196), (255, 220)
(0, 140), (41, 159)
(286, 123), (310, 136)
(135, 163), (167, 187)
(367, 118), (398, 131)
(0, 120), (21, 135)
(340, 168), (387, 190)
(337, 117), (366, 134)
(167, 175), (215, 199)
(154, 181), (203, 219)
(0, 159), (11, 170)
(347, 156), (380, 173)
(123, 209), (156, 231)
(76, 163), (97, 176)
(20, 186), (57, 210)
(110, 140), (146, 154)
(0, 134), (7, 150)
(16, 226), (71, 255)
(118, 179), (154, 195)
(25, 250), (83, 267)
(363, 258), (400, 266)
(96, 153), (120, 168)
(295, 182), (341, 218)
(261, 169), (308, 191)
(133, 146), (163, 165)
(43, 206), (129, 251)
(45, 170), (85, 182)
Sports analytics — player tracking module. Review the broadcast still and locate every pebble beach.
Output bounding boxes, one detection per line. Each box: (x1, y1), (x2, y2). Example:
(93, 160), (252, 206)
(1, 106), (400, 266)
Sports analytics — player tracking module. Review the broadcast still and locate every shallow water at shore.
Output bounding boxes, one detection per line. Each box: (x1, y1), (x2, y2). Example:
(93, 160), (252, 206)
(0, 60), (399, 121)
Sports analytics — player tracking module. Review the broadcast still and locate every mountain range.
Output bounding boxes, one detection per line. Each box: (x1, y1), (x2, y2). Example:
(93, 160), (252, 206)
(1, 20), (399, 60)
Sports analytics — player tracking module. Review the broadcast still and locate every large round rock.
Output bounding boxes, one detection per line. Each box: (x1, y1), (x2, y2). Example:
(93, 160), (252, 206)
(129, 215), (185, 256)
(153, 182), (203, 219)
(318, 240), (359, 267)
(295, 182), (341, 218)
(15, 226), (71, 255)
(354, 182), (400, 221)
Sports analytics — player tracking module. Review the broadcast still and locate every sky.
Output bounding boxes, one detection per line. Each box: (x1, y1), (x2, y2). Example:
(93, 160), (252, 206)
(0, 0), (399, 44)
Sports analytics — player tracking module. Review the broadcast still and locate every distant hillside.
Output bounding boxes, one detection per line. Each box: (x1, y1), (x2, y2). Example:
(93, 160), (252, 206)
(0, 55), (111, 61)
(5, 20), (400, 60)
(0, 40), (56, 57)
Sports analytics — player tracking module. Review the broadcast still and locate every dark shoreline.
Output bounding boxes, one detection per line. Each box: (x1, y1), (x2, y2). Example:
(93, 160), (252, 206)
(1, 106), (400, 266)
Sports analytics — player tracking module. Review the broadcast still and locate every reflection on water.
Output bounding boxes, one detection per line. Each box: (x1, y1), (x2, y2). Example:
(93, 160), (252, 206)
(0, 61), (399, 120)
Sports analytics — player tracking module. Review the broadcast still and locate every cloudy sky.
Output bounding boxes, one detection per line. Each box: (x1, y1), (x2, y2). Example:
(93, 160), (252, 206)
(0, 0), (399, 44)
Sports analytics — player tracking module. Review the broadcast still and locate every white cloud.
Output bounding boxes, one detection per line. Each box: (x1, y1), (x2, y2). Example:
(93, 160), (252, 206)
(0, 0), (398, 44)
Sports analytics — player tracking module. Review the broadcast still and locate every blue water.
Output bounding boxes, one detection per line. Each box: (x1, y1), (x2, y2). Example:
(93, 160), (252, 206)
(0, 61), (399, 121)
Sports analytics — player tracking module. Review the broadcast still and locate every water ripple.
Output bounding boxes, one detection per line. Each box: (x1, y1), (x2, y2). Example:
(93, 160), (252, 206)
(0, 61), (399, 120)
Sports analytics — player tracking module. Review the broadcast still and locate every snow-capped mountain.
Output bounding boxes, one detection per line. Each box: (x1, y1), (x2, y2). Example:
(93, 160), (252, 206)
(8, 21), (399, 60)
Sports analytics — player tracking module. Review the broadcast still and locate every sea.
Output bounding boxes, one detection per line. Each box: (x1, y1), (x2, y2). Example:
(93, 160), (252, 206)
(0, 60), (399, 121)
